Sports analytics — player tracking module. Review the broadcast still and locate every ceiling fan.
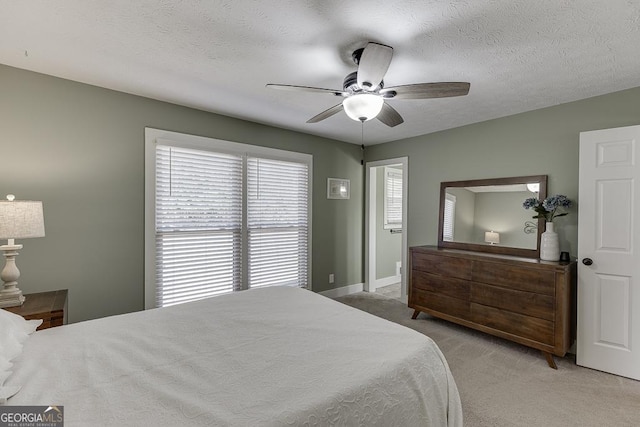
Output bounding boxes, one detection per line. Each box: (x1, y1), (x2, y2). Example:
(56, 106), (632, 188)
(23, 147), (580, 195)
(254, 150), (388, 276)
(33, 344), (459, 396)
(266, 42), (470, 127)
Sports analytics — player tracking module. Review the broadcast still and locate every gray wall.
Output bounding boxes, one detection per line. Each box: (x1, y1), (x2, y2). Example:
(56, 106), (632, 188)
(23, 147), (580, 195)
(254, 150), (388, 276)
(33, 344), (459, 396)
(0, 64), (364, 323)
(472, 191), (537, 249)
(365, 86), (640, 257)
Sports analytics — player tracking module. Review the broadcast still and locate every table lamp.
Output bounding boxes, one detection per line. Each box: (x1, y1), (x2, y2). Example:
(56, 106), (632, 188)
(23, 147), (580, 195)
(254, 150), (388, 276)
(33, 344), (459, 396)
(0, 195), (45, 308)
(485, 231), (500, 245)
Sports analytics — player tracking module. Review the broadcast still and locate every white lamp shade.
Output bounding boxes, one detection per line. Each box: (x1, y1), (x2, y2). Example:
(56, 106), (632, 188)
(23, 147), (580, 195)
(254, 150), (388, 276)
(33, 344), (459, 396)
(485, 231), (500, 244)
(0, 200), (45, 240)
(342, 93), (384, 122)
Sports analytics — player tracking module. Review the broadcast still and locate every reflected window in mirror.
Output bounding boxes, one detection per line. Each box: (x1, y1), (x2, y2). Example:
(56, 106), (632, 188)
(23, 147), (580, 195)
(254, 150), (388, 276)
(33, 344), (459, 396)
(443, 193), (456, 242)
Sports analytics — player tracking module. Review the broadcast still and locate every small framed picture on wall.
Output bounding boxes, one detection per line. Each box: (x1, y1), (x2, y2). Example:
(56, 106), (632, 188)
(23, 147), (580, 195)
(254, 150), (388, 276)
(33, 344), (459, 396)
(327, 178), (350, 199)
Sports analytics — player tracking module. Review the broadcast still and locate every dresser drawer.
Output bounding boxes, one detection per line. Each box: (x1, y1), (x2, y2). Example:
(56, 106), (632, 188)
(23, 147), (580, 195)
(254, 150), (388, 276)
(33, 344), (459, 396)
(471, 303), (554, 345)
(411, 252), (472, 280)
(411, 288), (470, 320)
(472, 262), (555, 295)
(471, 283), (554, 321)
(411, 270), (470, 300)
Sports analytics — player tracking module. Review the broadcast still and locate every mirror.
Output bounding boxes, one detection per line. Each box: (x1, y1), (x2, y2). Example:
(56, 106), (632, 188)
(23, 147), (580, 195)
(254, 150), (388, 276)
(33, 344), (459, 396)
(437, 175), (548, 258)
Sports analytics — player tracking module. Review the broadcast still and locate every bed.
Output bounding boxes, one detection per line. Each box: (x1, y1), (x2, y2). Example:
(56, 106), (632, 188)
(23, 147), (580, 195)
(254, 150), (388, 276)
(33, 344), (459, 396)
(2, 286), (462, 426)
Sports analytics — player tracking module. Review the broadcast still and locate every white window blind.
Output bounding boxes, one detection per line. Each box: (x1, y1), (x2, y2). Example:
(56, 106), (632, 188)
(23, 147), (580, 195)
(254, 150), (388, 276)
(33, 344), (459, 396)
(155, 145), (243, 307)
(383, 167), (403, 229)
(247, 158), (309, 289)
(147, 130), (312, 309)
(443, 193), (456, 242)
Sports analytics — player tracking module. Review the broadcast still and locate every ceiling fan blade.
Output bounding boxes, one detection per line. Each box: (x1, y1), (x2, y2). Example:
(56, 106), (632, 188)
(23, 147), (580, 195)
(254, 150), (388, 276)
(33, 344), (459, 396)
(380, 82), (470, 100)
(266, 84), (347, 97)
(307, 103), (344, 123)
(357, 42), (393, 91)
(377, 102), (404, 127)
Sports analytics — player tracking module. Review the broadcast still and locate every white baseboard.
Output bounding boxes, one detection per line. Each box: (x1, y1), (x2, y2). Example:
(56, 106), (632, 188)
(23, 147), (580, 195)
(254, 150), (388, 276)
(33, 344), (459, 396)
(318, 283), (364, 299)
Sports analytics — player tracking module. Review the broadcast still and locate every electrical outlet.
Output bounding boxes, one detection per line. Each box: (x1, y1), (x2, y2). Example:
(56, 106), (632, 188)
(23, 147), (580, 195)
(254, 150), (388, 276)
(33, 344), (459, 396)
(329, 273), (335, 284)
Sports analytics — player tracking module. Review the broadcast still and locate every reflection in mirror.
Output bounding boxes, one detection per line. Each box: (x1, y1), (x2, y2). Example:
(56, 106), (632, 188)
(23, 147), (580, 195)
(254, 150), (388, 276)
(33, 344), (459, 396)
(438, 175), (547, 258)
(445, 184), (538, 248)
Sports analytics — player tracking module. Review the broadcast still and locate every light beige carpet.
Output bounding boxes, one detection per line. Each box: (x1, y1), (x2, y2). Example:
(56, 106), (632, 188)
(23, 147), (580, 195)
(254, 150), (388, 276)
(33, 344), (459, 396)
(335, 292), (640, 427)
(374, 282), (401, 300)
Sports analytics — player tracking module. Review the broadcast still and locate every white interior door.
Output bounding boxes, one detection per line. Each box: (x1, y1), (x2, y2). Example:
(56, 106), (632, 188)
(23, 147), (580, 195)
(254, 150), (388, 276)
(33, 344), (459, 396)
(577, 124), (640, 380)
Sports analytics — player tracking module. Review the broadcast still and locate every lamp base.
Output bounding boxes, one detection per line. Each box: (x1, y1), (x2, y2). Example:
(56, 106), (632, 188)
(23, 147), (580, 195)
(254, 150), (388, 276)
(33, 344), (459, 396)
(0, 243), (26, 307)
(0, 288), (25, 308)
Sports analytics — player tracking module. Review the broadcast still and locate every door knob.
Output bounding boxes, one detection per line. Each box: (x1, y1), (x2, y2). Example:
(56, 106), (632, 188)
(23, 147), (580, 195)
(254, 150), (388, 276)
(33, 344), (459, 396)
(582, 258), (593, 266)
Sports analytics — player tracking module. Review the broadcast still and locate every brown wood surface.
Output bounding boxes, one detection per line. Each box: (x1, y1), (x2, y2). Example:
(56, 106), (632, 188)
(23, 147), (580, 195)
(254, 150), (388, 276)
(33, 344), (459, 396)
(4, 289), (68, 331)
(409, 246), (576, 366)
(411, 270), (470, 300)
(472, 262), (555, 295)
(411, 251), (472, 279)
(411, 288), (470, 320)
(471, 282), (554, 320)
(470, 302), (554, 344)
(544, 352), (558, 369)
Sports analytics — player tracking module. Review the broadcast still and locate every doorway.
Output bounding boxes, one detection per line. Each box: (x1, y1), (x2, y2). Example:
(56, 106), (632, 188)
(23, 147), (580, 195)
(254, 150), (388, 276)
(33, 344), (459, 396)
(365, 157), (408, 302)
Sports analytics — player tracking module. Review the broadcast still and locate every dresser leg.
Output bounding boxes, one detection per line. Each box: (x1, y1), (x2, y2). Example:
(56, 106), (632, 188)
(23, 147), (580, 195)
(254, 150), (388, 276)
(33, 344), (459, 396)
(544, 352), (557, 369)
(411, 309), (421, 319)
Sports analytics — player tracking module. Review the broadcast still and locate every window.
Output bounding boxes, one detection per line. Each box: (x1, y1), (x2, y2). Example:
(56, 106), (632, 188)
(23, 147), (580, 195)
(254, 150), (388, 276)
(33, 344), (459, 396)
(443, 193), (456, 242)
(145, 129), (312, 308)
(383, 167), (403, 229)
(247, 157), (309, 289)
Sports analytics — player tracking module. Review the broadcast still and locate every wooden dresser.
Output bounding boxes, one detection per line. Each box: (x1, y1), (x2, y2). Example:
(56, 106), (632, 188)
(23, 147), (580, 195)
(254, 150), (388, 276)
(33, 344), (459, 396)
(409, 246), (576, 368)
(4, 289), (68, 330)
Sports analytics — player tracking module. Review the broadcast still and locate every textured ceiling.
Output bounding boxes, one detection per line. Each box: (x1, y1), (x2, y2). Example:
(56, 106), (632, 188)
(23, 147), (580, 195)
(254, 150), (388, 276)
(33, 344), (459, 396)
(2, 1), (640, 145)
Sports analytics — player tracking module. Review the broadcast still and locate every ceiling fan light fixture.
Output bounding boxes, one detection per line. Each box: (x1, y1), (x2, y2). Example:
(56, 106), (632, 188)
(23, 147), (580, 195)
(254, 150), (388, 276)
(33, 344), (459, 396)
(342, 93), (384, 122)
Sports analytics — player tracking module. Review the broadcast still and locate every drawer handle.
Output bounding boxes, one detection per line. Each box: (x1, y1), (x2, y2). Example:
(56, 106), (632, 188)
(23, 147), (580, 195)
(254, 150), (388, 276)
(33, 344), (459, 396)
(582, 258), (593, 266)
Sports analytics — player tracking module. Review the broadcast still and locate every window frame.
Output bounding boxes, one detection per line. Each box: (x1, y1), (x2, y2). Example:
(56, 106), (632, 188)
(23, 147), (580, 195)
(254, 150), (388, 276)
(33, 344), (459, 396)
(443, 193), (456, 242)
(383, 166), (403, 230)
(144, 128), (313, 309)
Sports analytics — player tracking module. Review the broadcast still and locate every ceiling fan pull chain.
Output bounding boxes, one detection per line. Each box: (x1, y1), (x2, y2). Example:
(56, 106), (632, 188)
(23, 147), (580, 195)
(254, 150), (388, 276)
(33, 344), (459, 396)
(361, 121), (365, 165)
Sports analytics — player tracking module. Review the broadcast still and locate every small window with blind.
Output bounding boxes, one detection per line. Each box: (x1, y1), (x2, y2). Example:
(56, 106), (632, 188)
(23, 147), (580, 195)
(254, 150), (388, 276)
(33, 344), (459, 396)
(383, 167), (403, 230)
(145, 128), (312, 308)
(443, 193), (456, 242)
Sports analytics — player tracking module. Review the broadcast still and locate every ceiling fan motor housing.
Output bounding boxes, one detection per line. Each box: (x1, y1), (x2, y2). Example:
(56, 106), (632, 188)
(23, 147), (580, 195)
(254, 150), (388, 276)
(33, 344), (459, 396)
(343, 71), (383, 93)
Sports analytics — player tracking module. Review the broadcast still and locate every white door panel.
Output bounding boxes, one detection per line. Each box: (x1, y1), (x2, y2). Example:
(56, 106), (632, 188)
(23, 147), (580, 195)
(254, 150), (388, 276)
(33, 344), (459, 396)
(578, 125), (640, 380)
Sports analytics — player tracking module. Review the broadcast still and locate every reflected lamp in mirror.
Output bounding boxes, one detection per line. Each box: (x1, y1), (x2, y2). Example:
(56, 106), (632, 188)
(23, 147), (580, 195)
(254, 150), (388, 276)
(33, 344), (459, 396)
(0, 194), (46, 308)
(485, 231), (500, 245)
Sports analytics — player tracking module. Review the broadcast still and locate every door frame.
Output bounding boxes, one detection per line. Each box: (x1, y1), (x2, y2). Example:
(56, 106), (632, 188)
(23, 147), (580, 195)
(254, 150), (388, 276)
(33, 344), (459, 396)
(577, 124), (640, 380)
(364, 157), (408, 302)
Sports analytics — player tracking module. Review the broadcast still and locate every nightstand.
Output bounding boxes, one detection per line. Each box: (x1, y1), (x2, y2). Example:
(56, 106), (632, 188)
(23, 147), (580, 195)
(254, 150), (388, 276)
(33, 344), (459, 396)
(3, 289), (68, 330)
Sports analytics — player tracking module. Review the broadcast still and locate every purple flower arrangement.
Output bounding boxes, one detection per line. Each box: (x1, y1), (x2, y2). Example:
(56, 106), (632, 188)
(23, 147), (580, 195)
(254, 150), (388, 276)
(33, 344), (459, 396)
(523, 194), (572, 222)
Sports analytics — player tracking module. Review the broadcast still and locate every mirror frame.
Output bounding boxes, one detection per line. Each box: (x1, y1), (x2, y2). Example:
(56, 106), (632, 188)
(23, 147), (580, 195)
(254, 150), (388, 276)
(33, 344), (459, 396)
(437, 175), (548, 258)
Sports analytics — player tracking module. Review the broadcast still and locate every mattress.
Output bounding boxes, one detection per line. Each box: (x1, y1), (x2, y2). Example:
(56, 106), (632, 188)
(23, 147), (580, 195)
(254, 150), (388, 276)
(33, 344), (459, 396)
(6, 286), (462, 426)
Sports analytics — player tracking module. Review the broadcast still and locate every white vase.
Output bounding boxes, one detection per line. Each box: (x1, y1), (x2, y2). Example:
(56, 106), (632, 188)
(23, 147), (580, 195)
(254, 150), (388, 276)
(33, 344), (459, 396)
(540, 221), (560, 261)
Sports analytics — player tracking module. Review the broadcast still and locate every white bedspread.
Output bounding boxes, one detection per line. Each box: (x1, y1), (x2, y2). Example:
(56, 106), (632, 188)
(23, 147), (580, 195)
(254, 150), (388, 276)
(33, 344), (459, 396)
(7, 286), (462, 426)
